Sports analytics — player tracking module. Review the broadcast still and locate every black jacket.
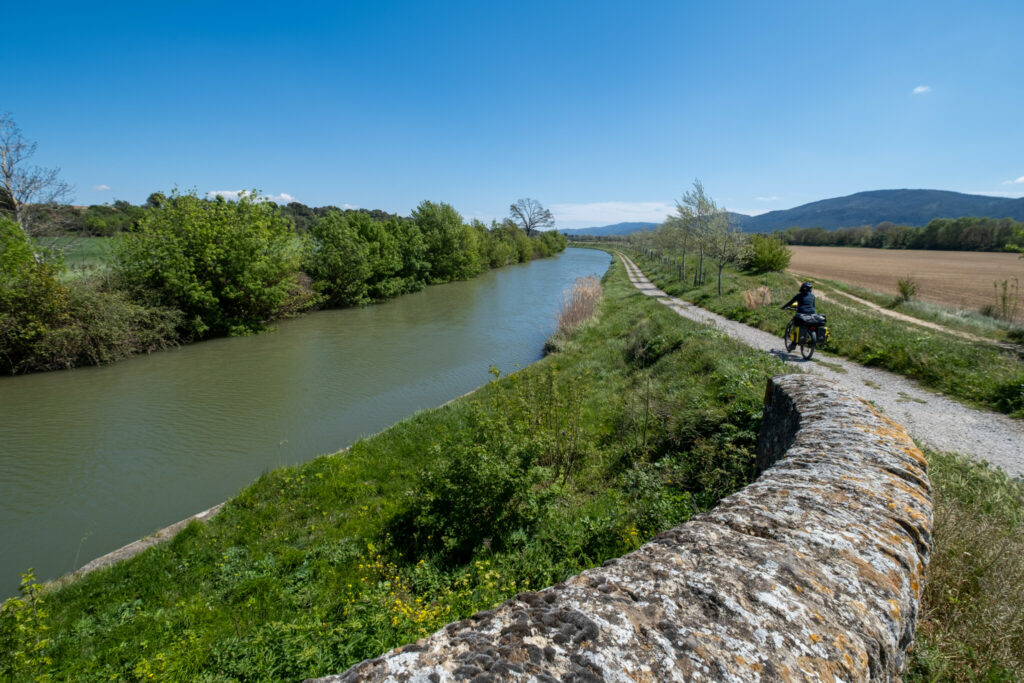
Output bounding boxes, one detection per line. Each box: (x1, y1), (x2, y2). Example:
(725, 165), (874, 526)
(782, 291), (816, 314)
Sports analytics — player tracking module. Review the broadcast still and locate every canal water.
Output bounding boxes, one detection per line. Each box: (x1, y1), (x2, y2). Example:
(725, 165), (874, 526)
(0, 248), (611, 595)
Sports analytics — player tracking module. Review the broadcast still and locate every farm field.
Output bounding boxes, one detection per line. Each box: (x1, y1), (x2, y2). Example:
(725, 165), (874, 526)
(788, 246), (1023, 319)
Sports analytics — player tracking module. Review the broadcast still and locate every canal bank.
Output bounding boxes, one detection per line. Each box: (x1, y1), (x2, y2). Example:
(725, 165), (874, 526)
(0, 248), (612, 596)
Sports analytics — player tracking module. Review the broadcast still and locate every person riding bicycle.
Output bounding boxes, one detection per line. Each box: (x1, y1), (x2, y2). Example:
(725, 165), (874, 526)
(782, 281), (816, 315)
(781, 282), (816, 342)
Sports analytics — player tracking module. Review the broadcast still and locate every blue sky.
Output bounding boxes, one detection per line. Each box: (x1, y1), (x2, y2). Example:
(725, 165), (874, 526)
(5, 1), (1023, 228)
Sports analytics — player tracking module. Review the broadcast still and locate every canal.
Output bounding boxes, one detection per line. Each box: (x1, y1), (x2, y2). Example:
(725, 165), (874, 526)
(0, 248), (611, 595)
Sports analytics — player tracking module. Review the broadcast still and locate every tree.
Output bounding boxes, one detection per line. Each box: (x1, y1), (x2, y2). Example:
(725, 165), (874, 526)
(412, 200), (478, 282)
(706, 214), (746, 296)
(508, 198), (554, 237)
(676, 179), (719, 286)
(0, 113), (74, 240)
(305, 211), (373, 306)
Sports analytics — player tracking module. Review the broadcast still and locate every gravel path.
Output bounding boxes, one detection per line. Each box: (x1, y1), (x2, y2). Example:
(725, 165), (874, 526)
(619, 254), (1024, 479)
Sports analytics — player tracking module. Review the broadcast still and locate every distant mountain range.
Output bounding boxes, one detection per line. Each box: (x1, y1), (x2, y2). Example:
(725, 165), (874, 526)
(562, 189), (1024, 236)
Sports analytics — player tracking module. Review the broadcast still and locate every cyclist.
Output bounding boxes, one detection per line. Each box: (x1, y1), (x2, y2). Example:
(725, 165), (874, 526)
(781, 281), (816, 315)
(781, 282), (816, 342)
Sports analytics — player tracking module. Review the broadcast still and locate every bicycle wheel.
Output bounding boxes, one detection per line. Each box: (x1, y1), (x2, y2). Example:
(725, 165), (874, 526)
(783, 321), (797, 352)
(799, 332), (816, 360)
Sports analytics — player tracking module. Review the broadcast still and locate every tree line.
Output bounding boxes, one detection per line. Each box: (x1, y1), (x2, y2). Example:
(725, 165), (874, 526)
(774, 216), (1024, 252)
(1, 190), (566, 374)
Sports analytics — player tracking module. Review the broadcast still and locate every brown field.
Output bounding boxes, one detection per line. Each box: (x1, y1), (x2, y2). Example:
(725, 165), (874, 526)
(788, 246), (1024, 319)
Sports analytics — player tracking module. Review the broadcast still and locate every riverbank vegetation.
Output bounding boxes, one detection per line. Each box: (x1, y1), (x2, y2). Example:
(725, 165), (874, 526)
(0, 192), (566, 374)
(0, 258), (789, 680)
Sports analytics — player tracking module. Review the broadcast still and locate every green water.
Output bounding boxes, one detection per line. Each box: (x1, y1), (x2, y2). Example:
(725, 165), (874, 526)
(0, 248), (611, 595)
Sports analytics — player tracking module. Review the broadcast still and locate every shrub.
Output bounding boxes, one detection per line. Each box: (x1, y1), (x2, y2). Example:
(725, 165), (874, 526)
(0, 218), (72, 373)
(113, 190), (314, 338)
(895, 274), (918, 304)
(386, 432), (553, 567)
(739, 235), (791, 273)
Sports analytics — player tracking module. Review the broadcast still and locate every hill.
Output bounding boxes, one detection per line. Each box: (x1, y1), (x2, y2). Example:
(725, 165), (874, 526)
(561, 221), (659, 236)
(562, 190), (1024, 237)
(741, 189), (1024, 232)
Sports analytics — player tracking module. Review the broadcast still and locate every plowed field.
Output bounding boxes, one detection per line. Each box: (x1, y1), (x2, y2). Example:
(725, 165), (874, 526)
(788, 246), (1024, 319)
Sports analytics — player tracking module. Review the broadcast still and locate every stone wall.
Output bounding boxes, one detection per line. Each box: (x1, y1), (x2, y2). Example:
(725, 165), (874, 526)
(309, 374), (932, 682)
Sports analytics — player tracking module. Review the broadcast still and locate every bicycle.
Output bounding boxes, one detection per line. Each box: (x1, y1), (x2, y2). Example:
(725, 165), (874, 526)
(783, 310), (828, 360)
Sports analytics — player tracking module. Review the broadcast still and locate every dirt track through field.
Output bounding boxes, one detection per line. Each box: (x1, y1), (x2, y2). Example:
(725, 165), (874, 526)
(618, 253), (1024, 479)
(788, 246), (1024, 321)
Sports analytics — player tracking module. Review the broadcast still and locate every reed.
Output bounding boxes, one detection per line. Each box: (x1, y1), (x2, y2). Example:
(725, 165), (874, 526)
(556, 276), (603, 334)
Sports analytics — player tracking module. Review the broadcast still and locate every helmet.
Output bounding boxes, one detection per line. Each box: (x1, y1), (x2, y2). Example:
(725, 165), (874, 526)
(800, 281), (813, 292)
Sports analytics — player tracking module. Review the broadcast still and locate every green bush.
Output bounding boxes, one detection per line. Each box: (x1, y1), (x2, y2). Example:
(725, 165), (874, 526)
(113, 190), (315, 338)
(0, 218), (72, 373)
(386, 410), (554, 566)
(739, 234), (792, 273)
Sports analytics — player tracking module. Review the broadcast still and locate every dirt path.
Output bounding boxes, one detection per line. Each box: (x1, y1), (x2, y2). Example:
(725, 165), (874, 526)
(619, 254), (1024, 479)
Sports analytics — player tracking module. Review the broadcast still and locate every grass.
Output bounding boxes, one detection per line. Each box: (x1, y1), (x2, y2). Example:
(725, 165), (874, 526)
(907, 450), (1024, 681)
(0, 257), (789, 681)
(811, 277), (1024, 343)
(38, 236), (114, 280)
(625, 249), (1024, 418)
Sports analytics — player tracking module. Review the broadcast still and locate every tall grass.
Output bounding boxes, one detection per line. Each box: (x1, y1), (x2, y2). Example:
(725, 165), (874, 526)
(556, 275), (603, 333)
(908, 450), (1024, 680)
(742, 285), (772, 310)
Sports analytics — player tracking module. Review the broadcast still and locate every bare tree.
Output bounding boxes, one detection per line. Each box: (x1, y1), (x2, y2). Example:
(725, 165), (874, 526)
(508, 198), (555, 237)
(0, 112), (74, 240)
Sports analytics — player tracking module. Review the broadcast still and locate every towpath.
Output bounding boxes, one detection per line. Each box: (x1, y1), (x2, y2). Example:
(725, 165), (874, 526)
(618, 253), (1024, 478)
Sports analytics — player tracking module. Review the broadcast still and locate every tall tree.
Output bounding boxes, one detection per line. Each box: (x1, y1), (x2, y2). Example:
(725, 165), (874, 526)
(0, 113), (74, 241)
(707, 213), (746, 295)
(676, 179), (719, 286)
(508, 198), (554, 237)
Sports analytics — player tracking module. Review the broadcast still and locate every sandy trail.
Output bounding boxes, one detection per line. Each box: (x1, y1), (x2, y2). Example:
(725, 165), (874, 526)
(618, 253), (1024, 478)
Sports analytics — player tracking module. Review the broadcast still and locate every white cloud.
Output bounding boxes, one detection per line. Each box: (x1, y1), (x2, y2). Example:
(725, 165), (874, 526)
(550, 201), (676, 229)
(755, 195), (781, 202)
(93, 184), (111, 191)
(912, 85), (931, 94)
(969, 189), (1024, 198)
(1002, 176), (1024, 185)
(205, 190), (298, 203)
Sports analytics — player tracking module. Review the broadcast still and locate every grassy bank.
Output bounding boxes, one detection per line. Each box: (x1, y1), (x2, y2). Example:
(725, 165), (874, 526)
(908, 449), (1024, 681)
(0, 257), (788, 680)
(623, 248), (1024, 418)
